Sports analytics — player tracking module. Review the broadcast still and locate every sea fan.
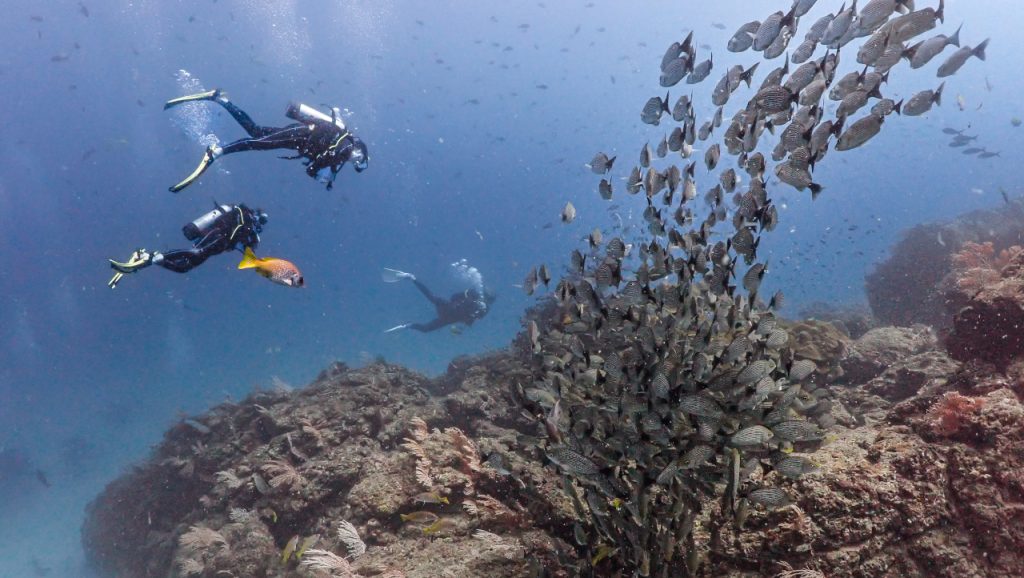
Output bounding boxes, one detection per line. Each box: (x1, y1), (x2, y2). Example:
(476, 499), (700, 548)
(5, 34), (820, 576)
(298, 549), (353, 577)
(177, 557), (205, 576)
(409, 416), (429, 441)
(178, 525), (228, 553)
(213, 469), (244, 490)
(261, 459), (307, 492)
(400, 438), (429, 461)
(446, 427), (482, 473)
(415, 460), (434, 489)
(337, 520), (366, 559)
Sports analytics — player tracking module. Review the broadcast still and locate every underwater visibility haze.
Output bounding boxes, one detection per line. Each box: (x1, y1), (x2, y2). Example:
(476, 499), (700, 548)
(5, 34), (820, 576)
(1, 0), (1023, 576)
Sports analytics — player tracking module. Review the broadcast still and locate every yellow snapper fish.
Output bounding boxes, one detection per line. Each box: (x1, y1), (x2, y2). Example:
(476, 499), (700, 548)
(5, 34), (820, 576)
(238, 247), (304, 288)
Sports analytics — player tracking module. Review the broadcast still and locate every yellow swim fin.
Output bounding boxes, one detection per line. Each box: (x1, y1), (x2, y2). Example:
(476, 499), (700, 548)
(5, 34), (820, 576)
(238, 246), (262, 270)
(163, 89), (221, 110)
(169, 147), (216, 193)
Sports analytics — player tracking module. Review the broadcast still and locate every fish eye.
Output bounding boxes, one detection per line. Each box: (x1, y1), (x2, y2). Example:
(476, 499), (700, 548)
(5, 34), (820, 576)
(296, 277), (304, 287)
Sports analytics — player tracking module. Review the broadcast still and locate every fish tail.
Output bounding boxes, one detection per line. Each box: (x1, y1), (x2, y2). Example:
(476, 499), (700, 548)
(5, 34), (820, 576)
(948, 23), (962, 48)
(933, 82), (944, 106)
(937, 0), (945, 23)
(238, 246), (261, 270)
(973, 38), (989, 61)
(809, 183), (824, 200)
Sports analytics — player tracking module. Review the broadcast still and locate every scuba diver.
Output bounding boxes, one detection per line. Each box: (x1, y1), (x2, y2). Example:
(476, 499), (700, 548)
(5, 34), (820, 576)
(382, 266), (496, 333)
(107, 202), (270, 289)
(164, 89), (369, 192)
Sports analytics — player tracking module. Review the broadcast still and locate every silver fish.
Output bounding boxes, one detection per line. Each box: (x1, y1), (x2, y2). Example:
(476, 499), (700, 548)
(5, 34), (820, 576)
(763, 25), (793, 60)
(906, 25), (960, 69)
(728, 20), (761, 52)
(799, 77), (827, 106)
(871, 97), (902, 116)
(730, 425), (774, 447)
(774, 455), (819, 479)
(771, 419), (823, 442)
(891, 0), (945, 42)
(687, 54), (713, 84)
(754, 10), (792, 52)
(793, 0), (819, 18)
(936, 39), (988, 78)
(791, 38), (817, 64)
(789, 359), (817, 381)
(746, 487), (791, 508)
(589, 152), (616, 174)
(775, 162), (823, 197)
(902, 81), (943, 115)
(754, 85), (797, 114)
(857, 0), (906, 34)
(821, 1), (857, 47)
(660, 57), (689, 87)
(641, 92), (671, 125)
(705, 143), (720, 170)
(836, 113), (884, 149)
(546, 446), (599, 476)
(805, 13), (834, 44)
(561, 202), (576, 223)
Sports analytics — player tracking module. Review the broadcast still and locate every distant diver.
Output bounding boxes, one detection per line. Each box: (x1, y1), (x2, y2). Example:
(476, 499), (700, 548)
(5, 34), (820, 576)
(107, 202), (269, 289)
(164, 89), (369, 192)
(381, 266), (496, 333)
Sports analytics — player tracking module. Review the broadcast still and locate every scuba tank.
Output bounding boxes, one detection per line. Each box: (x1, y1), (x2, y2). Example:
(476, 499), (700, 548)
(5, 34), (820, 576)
(183, 203), (233, 241)
(285, 102), (345, 130)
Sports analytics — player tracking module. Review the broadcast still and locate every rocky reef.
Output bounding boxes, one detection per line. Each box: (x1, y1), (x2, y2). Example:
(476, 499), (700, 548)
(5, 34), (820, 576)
(83, 306), (1024, 577)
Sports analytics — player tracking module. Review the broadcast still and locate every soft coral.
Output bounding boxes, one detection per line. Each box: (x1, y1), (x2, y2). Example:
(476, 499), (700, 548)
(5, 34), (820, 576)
(926, 392), (985, 437)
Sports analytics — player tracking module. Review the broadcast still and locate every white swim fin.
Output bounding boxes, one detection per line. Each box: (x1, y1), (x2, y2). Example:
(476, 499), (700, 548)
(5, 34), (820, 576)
(382, 268), (416, 283)
(384, 323), (411, 333)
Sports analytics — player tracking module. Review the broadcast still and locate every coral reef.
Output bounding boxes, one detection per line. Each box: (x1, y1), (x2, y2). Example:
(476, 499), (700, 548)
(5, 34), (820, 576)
(785, 319), (851, 381)
(945, 247), (1024, 369)
(865, 199), (1024, 329)
(798, 302), (878, 340)
(839, 325), (937, 385)
(82, 361), (574, 578)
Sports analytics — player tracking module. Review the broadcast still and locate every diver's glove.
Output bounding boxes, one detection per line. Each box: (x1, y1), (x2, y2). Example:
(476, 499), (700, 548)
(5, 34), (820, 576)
(107, 248), (153, 289)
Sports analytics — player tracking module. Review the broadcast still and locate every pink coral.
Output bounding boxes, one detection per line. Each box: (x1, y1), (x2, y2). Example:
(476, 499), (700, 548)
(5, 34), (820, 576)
(925, 392), (985, 437)
(948, 242), (1024, 294)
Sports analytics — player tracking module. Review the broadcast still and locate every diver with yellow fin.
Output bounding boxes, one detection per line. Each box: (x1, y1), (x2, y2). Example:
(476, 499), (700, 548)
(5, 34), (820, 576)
(107, 202), (268, 289)
(164, 89), (368, 192)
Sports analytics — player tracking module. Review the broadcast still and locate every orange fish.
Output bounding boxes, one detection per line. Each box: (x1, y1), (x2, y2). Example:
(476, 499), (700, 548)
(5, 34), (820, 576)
(238, 247), (304, 288)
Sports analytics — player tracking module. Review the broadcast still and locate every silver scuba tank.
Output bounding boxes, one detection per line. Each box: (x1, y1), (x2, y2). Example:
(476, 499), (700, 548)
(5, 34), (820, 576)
(183, 204), (233, 241)
(285, 102), (345, 130)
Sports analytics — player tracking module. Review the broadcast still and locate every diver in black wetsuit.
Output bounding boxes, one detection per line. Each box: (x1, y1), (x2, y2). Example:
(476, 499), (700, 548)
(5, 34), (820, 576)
(164, 89), (368, 192)
(382, 268), (496, 333)
(107, 203), (267, 289)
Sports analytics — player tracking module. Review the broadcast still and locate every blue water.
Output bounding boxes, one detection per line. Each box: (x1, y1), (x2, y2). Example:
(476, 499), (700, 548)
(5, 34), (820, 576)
(0, 0), (1018, 575)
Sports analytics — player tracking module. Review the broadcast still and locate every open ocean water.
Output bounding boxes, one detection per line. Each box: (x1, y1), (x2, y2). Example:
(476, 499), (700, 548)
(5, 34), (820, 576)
(0, 0), (1019, 575)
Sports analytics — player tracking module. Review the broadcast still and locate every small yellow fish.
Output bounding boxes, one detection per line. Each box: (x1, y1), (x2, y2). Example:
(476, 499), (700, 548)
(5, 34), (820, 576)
(400, 511), (440, 524)
(592, 544), (617, 565)
(238, 247), (304, 288)
(281, 534), (299, 563)
(413, 491), (450, 505)
(609, 498), (623, 510)
(422, 517), (457, 535)
(295, 534), (319, 559)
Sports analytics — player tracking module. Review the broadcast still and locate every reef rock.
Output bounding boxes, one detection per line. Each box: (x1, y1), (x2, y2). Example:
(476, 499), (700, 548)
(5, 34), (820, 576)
(707, 368), (1024, 577)
(840, 325), (938, 385)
